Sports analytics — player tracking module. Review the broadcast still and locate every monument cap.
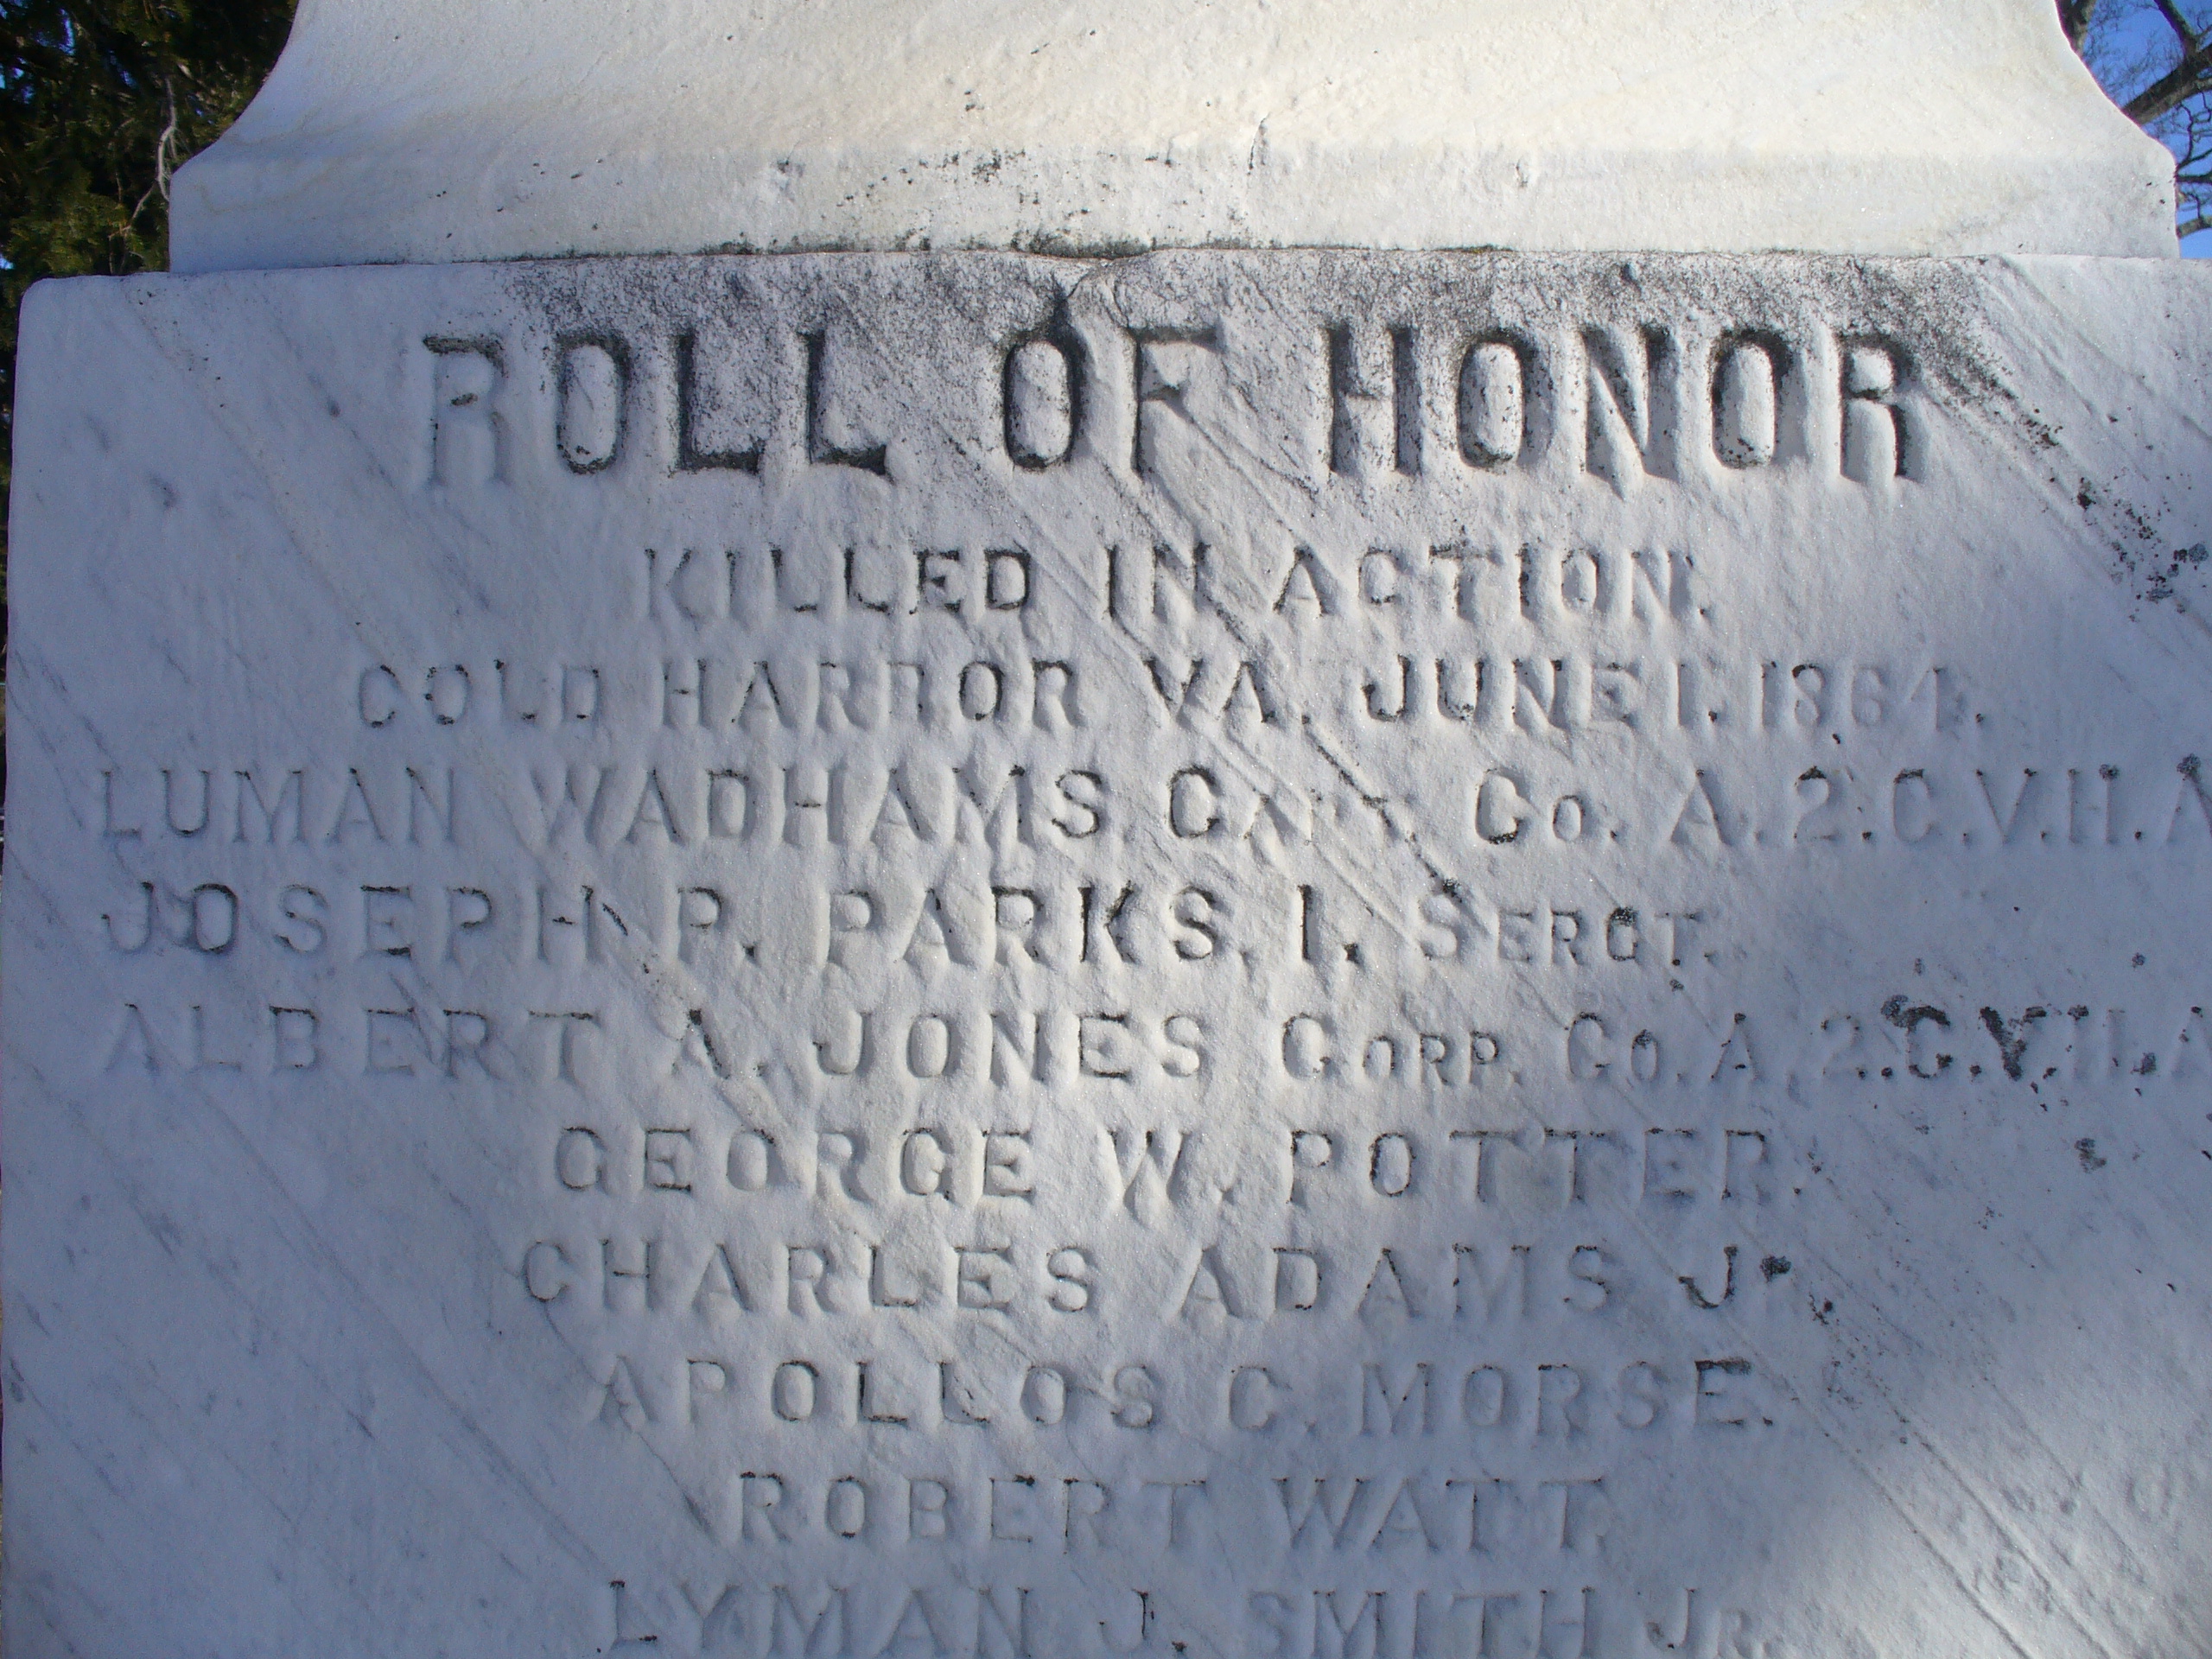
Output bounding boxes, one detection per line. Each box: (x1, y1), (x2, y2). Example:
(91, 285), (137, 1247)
(169, 0), (2180, 272)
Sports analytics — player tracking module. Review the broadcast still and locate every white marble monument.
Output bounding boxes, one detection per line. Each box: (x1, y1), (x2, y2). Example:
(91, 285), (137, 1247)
(9, 4), (2212, 1657)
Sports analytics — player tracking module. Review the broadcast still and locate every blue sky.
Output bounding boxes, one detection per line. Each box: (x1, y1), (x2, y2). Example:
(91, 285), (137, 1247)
(2082, 0), (2210, 253)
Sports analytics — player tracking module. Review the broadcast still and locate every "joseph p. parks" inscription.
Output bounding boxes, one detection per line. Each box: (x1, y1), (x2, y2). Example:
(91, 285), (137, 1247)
(10, 251), (2212, 1658)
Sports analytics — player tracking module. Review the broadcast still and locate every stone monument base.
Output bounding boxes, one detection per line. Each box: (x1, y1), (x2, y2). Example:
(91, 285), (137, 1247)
(9, 251), (2212, 1657)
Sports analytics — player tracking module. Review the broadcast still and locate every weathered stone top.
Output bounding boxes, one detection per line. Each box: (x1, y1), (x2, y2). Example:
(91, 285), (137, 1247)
(169, 0), (2178, 272)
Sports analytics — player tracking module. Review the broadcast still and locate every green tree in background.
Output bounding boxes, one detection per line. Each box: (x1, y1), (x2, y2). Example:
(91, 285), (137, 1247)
(0, 0), (2207, 683)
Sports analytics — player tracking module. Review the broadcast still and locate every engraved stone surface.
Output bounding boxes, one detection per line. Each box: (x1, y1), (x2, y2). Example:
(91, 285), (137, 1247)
(9, 250), (2212, 1656)
(165, 0), (2180, 272)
